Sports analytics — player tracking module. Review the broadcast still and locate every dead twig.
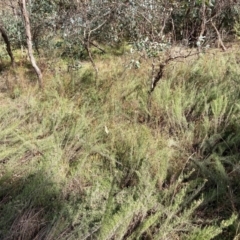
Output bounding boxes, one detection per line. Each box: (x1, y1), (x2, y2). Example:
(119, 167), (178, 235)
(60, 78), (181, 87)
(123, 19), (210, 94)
(150, 50), (199, 93)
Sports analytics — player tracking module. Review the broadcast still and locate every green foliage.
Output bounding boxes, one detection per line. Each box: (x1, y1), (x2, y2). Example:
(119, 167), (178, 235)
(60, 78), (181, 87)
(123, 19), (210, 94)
(234, 17), (240, 39)
(184, 214), (237, 240)
(1, 14), (25, 48)
(1, 0), (240, 238)
(133, 38), (170, 58)
(1, 47), (240, 239)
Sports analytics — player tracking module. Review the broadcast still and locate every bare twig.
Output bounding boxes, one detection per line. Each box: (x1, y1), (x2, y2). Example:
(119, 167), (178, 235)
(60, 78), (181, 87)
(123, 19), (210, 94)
(211, 20), (227, 51)
(150, 51), (199, 93)
(89, 41), (106, 54)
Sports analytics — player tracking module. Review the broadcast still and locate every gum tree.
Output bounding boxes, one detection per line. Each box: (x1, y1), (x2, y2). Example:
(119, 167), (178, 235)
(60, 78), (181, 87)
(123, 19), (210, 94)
(18, 0), (43, 88)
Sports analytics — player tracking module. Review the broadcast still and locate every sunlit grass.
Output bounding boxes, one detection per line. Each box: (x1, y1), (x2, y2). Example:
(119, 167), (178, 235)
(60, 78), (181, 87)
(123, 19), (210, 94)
(0, 48), (240, 239)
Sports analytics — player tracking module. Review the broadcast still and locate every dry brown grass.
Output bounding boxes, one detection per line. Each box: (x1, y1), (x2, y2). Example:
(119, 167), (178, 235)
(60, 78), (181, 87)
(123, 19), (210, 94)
(5, 208), (46, 240)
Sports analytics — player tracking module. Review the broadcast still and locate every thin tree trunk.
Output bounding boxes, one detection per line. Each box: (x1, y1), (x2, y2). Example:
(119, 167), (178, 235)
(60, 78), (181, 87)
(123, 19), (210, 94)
(211, 20), (227, 51)
(19, 0), (43, 88)
(0, 24), (15, 66)
(85, 42), (98, 79)
(197, 2), (206, 53)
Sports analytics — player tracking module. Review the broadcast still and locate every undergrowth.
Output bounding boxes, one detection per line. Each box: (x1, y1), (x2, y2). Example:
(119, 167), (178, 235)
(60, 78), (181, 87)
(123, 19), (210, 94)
(0, 48), (240, 239)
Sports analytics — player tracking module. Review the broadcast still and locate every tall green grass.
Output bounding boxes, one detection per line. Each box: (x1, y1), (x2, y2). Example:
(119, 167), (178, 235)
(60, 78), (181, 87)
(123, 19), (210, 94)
(0, 50), (240, 239)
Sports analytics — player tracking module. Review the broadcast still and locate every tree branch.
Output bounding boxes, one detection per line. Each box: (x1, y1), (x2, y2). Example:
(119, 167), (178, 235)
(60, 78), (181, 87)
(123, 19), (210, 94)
(0, 24), (15, 66)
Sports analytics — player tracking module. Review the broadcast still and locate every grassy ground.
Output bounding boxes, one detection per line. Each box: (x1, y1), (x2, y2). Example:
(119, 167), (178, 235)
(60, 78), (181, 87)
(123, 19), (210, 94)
(0, 46), (240, 239)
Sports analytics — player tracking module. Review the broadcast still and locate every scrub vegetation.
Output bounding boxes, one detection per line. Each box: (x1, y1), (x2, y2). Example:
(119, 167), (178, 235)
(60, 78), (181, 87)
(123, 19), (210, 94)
(1, 1), (240, 239)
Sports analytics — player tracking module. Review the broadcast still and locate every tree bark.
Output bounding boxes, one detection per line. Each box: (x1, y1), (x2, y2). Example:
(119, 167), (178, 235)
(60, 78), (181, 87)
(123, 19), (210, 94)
(0, 24), (15, 66)
(19, 0), (43, 88)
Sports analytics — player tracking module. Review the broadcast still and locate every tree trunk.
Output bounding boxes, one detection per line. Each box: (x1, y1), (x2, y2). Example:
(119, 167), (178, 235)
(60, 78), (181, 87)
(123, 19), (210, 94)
(211, 20), (227, 51)
(19, 0), (43, 88)
(0, 24), (15, 66)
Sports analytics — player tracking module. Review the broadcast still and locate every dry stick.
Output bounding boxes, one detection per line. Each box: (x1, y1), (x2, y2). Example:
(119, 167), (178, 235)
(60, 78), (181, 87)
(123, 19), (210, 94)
(79, 20), (108, 80)
(87, 20), (107, 80)
(19, 0), (43, 88)
(0, 25), (15, 66)
(89, 41), (106, 54)
(85, 41), (98, 79)
(211, 20), (227, 51)
(171, 17), (176, 43)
